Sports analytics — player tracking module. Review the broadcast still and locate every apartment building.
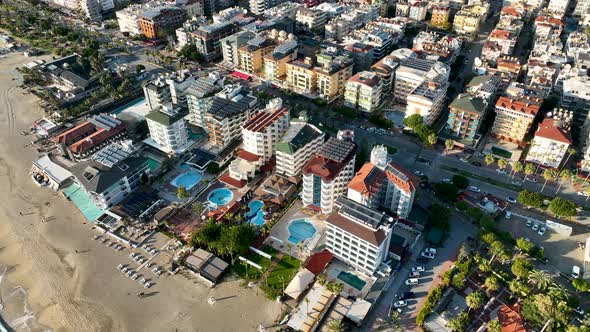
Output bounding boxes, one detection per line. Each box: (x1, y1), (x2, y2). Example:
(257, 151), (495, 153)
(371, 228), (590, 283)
(406, 80), (449, 126)
(453, 9), (480, 38)
(492, 96), (540, 144)
(326, 196), (394, 276)
(205, 85), (259, 148)
(393, 57), (450, 103)
(296, 7), (327, 32)
(525, 110), (573, 168)
(191, 22), (239, 62)
(238, 36), (276, 76)
(263, 41), (299, 85)
(488, 29), (518, 55)
(70, 141), (148, 210)
(220, 31), (256, 68)
(465, 75), (503, 104)
(347, 145), (417, 218)
(371, 55), (400, 94)
(315, 54), (354, 101)
(412, 31), (462, 63)
(186, 73), (225, 128)
(139, 7), (187, 40)
(431, 4), (450, 28)
(145, 104), (190, 154)
(53, 114), (127, 160)
(302, 131), (356, 214)
(143, 71), (196, 110)
(409, 1), (428, 21)
(343, 43), (375, 72)
(562, 77), (590, 123)
(446, 93), (487, 146)
(275, 122), (324, 178)
(228, 99), (290, 181)
(265, 2), (302, 19)
(344, 71), (383, 113)
(249, 0), (285, 15)
(286, 58), (317, 95)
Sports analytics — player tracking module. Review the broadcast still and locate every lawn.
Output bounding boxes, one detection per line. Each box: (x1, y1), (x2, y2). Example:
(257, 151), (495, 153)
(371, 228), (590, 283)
(232, 246), (275, 281)
(261, 254), (301, 299)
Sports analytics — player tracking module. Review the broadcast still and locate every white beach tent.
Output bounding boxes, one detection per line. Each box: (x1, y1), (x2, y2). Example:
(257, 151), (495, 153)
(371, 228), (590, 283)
(284, 268), (315, 300)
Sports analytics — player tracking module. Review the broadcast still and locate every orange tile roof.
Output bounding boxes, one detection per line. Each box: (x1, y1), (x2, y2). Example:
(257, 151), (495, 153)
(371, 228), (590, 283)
(347, 163), (385, 196)
(501, 6), (522, 17)
(242, 107), (288, 132)
(498, 305), (526, 332)
(535, 119), (571, 144)
(496, 96), (540, 116)
(490, 29), (511, 39)
(384, 162), (418, 194)
(238, 149), (261, 162)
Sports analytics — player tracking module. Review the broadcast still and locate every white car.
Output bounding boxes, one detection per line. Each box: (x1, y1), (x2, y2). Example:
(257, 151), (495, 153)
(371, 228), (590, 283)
(538, 227), (546, 236)
(152, 267), (159, 273)
(469, 186), (481, 193)
(421, 251), (435, 259)
(393, 300), (408, 308)
(459, 158), (468, 163)
(572, 265), (581, 279)
(532, 223), (539, 231)
(412, 266), (425, 273)
(147, 262), (155, 268)
(511, 181), (522, 186)
(131, 273), (139, 280)
(144, 282), (152, 289)
(442, 178), (452, 184)
(130, 253), (137, 259)
(506, 197), (517, 203)
(117, 264), (124, 271)
(526, 220), (532, 227)
(574, 307), (585, 315)
(525, 177), (537, 183)
(150, 249), (157, 255)
(496, 169), (507, 175)
(577, 191), (589, 197)
(414, 171), (424, 177)
(409, 271), (420, 278)
(126, 270), (133, 277)
(405, 278), (419, 285)
(424, 248), (437, 255)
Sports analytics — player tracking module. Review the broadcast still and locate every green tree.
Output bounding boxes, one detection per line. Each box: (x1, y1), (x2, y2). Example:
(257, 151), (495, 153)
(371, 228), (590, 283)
(135, 64), (145, 73)
(403, 114), (423, 129)
(480, 232), (497, 244)
(572, 279), (590, 292)
(390, 311), (401, 331)
(549, 197), (576, 218)
(490, 240), (507, 262)
(556, 169), (573, 194)
(509, 279), (529, 296)
(466, 290), (485, 312)
(455, 200), (469, 211)
(541, 169), (556, 192)
(452, 271), (466, 289)
(445, 139), (454, 154)
(326, 319), (345, 332)
(497, 158), (508, 172)
(521, 293), (571, 328)
(176, 186), (189, 200)
(487, 319), (501, 332)
(484, 276), (500, 292)
(510, 161), (523, 178)
(191, 202), (204, 215)
(524, 163), (535, 180)
(484, 154), (495, 166)
(517, 190), (544, 208)
(452, 175), (469, 189)
(511, 257), (532, 279)
(178, 43), (204, 62)
(447, 311), (469, 331)
(429, 204), (451, 230)
(426, 133), (437, 147)
(528, 270), (552, 290)
(479, 259), (492, 273)
(434, 183), (458, 201)
(516, 237), (534, 253)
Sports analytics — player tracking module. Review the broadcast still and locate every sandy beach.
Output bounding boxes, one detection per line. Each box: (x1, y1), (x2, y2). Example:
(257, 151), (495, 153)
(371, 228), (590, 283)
(0, 52), (284, 332)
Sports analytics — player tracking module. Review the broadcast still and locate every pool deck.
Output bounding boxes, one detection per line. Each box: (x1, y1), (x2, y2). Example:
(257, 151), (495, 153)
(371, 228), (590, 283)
(266, 200), (326, 259)
(325, 260), (374, 299)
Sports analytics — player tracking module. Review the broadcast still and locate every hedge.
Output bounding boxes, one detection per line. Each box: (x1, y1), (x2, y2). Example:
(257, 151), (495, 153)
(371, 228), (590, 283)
(416, 285), (445, 326)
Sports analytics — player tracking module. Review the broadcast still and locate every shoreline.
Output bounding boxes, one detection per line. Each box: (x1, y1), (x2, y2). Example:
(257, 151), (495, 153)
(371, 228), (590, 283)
(0, 52), (283, 332)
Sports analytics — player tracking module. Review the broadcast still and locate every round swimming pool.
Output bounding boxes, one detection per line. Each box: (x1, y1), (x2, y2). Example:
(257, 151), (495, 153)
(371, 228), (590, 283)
(246, 200), (265, 226)
(207, 188), (234, 206)
(170, 171), (202, 191)
(288, 219), (316, 244)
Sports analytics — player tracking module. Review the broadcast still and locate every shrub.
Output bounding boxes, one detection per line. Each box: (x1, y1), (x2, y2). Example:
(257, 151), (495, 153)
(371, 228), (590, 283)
(452, 175), (469, 189)
(549, 197), (577, 218)
(517, 190), (544, 208)
(467, 207), (483, 220)
(416, 285), (445, 326)
(455, 200), (469, 211)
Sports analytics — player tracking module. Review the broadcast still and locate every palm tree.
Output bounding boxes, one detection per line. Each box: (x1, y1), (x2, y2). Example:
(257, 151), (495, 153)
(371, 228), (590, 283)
(317, 274), (327, 285)
(427, 133), (437, 147)
(484, 154), (495, 166)
(541, 168), (556, 192)
(562, 148), (576, 169)
(466, 290), (485, 312)
(524, 163), (535, 181)
(390, 311), (402, 331)
(528, 270), (552, 290)
(555, 169), (572, 194)
(327, 320), (345, 332)
(445, 139), (454, 155)
(510, 161), (523, 179)
(497, 158), (508, 172)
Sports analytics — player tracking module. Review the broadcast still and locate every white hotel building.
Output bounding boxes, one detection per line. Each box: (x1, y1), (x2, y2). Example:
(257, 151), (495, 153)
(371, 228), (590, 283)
(228, 99), (290, 181)
(326, 196), (394, 276)
(301, 131), (356, 214)
(275, 122), (324, 178)
(145, 104), (191, 154)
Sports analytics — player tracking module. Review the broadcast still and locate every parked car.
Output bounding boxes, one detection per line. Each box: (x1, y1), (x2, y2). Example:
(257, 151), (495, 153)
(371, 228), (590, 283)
(532, 223), (539, 231)
(409, 271), (420, 278)
(511, 181), (522, 186)
(574, 307), (585, 315)
(411, 266), (425, 273)
(424, 248), (437, 255)
(471, 161), (482, 167)
(459, 158), (468, 163)
(577, 191), (589, 197)
(421, 251), (435, 259)
(572, 265), (581, 279)
(469, 186), (481, 193)
(414, 171), (424, 176)
(525, 177), (537, 183)
(442, 178), (452, 184)
(405, 278), (419, 285)
(496, 169), (507, 175)
(505, 211), (512, 219)
(393, 300), (408, 308)
(538, 227), (546, 236)
(526, 219), (532, 227)
(506, 197), (517, 203)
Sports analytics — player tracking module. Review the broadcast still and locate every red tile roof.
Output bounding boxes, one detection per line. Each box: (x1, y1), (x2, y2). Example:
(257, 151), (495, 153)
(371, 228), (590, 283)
(535, 119), (572, 144)
(304, 249), (334, 275)
(501, 6), (522, 17)
(326, 211), (387, 247)
(348, 163), (385, 197)
(495, 96), (539, 116)
(238, 149), (261, 162)
(242, 107), (288, 132)
(219, 172), (247, 188)
(498, 305), (526, 332)
(385, 162), (418, 194)
(490, 29), (511, 39)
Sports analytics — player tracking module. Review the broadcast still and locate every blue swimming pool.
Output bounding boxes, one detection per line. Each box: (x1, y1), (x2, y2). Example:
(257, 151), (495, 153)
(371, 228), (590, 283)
(288, 219), (316, 244)
(246, 200), (265, 226)
(208, 188), (234, 206)
(170, 171), (202, 190)
(337, 271), (366, 291)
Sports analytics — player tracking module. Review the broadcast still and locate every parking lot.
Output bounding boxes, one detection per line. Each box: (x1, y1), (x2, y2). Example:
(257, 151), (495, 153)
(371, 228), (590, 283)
(496, 212), (587, 276)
